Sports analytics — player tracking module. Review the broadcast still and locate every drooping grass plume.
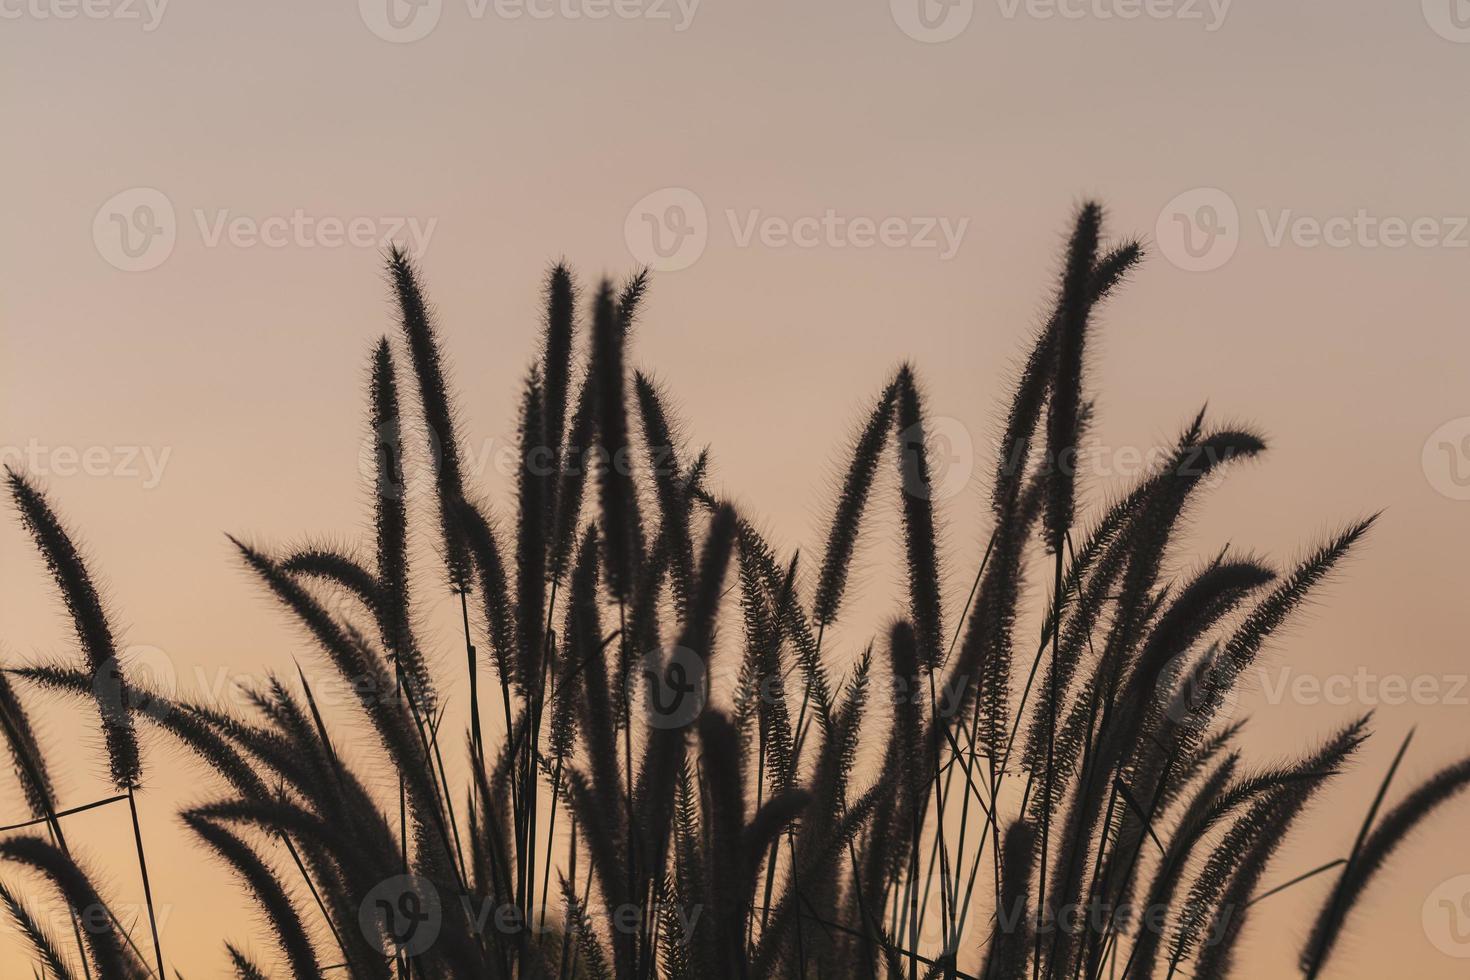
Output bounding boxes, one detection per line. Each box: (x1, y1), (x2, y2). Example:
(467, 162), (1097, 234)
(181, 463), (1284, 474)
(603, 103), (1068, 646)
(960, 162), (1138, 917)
(813, 378), (898, 629)
(1302, 749), (1470, 978)
(1176, 715), (1371, 980)
(0, 667), (59, 828)
(11, 662), (271, 804)
(0, 879), (75, 980)
(1042, 200), (1102, 553)
(590, 279), (645, 603)
(893, 366), (944, 671)
(991, 238), (1141, 518)
(226, 944), (268, 980)
(542, 262), (578, 476)
(369, 336), (436, 713)
(226, 536), (452, 878)
(5, 468), (140, 792)
(1183, 517), (1380, 751)
(736, 517), (834, 732)
(387, 244), (469, 587)
(0, 837), (134, 980)
(550, 368), (596, 583)
(1122, 752), (1239, 980)
(635, 371), (695, 613)
(5, 469), (166, 979)
(1048, 555), (1278, 914)
(450, 496), (518, 688)
(1036, 207), (1104, 963)
(617, 267), (650, 331)
(183, 811), (321, 980)
(515, 369), (549, 692)
(279, 548), (380, 614)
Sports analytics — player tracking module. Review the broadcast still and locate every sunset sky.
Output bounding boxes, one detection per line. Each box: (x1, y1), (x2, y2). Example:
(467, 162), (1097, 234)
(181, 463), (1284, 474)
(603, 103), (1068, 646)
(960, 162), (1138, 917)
(4, 0), (1470, 975)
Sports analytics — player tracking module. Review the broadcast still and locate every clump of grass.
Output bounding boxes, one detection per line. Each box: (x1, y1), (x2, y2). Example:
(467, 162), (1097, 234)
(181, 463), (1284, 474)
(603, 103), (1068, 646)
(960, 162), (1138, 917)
(1, 205), (1453, 980)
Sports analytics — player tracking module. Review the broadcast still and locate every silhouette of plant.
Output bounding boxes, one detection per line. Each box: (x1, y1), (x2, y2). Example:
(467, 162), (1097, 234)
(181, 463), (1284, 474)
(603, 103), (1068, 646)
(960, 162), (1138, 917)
(2, 204), (1463, 980)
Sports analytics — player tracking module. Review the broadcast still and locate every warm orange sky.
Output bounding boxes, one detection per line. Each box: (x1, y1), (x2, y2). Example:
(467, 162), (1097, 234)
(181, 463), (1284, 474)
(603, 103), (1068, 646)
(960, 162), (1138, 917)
(5, 1), (1470, 976)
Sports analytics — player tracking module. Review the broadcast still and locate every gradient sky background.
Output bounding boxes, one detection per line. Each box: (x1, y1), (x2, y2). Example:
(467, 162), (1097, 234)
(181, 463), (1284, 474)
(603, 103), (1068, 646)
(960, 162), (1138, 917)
(5, 0), (1470, 975)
